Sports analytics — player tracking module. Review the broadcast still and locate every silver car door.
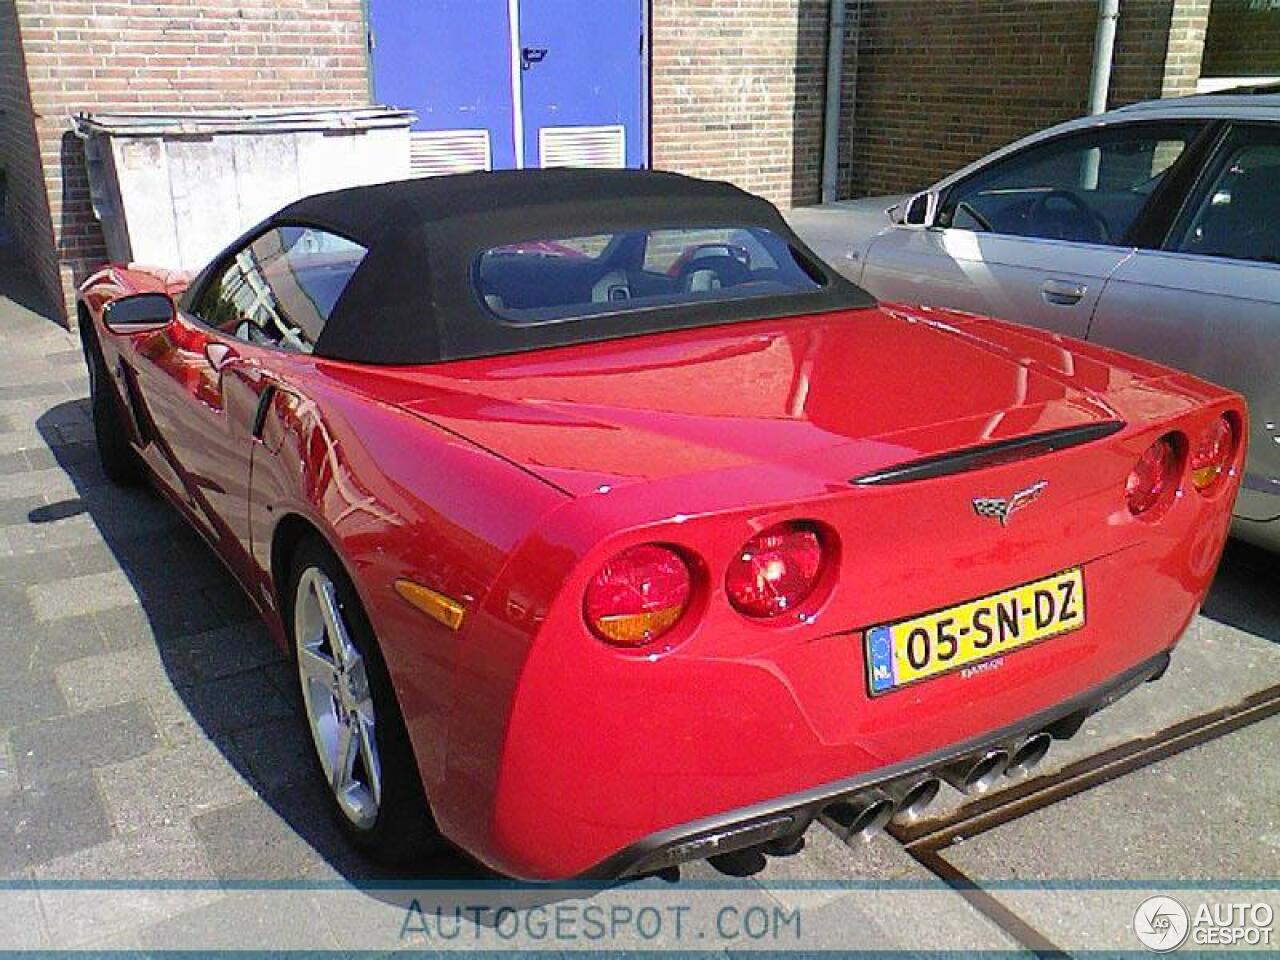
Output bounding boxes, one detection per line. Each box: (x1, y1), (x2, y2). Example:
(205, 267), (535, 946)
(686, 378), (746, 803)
(1088, 122), (1280, 527)
(861, 227), (1130, 338)
(860, 121), (1206, 339)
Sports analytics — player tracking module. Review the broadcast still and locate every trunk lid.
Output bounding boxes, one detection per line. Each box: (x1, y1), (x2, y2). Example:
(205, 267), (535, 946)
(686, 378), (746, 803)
(348, 306), (1144, 497)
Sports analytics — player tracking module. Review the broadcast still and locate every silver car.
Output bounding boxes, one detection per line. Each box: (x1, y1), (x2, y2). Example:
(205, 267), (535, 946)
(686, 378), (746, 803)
(842, 89), (1280, 552)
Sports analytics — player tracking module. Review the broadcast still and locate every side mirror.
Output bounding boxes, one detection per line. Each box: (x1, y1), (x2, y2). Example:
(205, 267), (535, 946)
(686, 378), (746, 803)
(901, 190), (939, 228)
(102, 292), (174, 330)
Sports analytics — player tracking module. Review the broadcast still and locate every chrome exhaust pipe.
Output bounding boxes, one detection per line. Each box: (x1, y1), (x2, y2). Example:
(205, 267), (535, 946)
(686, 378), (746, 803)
(821, 791), (895, 842)
(886, 776), (942, 824)
(1006, 732), (1052, 779)
(940, 749), (1009, 795)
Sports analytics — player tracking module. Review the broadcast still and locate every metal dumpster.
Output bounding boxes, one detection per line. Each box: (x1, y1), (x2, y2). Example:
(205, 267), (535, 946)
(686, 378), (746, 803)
(72, 107), (414, 272)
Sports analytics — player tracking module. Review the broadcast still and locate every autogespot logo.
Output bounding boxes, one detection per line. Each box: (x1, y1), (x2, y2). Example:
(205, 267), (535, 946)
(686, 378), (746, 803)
(1134, 896), (1190, 952)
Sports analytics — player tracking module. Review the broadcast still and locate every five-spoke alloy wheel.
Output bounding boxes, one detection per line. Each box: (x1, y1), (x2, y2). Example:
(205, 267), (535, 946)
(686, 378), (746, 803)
(294, 565), (383, 830)
(287, 538), (441, 862)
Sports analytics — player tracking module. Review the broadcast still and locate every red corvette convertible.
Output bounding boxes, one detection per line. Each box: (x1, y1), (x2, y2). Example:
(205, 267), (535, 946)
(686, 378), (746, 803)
(78, 170), (1244, 882)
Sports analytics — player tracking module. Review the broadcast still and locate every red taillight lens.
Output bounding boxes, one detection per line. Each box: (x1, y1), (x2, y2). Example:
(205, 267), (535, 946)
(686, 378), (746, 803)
(584, 544), (692, 647)
(726, 522), (825, 618)
(1190, 415), (1237, 494)
(1125, 436), (1180, 515)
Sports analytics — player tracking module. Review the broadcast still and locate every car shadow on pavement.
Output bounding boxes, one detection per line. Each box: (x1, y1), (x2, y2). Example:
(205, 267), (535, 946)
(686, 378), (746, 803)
(1201, 539), (1280, 644)
(32, 401), (495, 890)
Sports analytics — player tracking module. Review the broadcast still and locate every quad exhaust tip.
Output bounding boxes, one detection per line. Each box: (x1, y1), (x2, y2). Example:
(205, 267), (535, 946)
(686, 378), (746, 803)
(886, 776), (942, 824)
(1006, 732), (1053, 779)
(941, 749), (1009, 795)
(823, 791), (895, 842)
(815, 735), (1056, 850)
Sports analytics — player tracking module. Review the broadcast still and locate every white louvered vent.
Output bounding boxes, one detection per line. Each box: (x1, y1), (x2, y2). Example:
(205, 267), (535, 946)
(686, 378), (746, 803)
(409, 129), (492, 178)
(538, 124), (626, 169)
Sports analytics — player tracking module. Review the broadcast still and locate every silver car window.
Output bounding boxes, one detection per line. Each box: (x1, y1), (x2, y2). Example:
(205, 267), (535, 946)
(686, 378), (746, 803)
(1169, 129), (1280, 265)
(941, 123), (1200, 246)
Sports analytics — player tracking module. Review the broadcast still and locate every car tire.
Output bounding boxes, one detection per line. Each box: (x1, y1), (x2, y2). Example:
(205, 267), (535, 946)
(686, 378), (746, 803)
(81, 322), (145, 486)
(288, 536), (444, 864)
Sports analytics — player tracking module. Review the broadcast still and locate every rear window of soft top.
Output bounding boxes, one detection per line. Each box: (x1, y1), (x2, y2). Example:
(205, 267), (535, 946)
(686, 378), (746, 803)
(475, 225), (825, 325)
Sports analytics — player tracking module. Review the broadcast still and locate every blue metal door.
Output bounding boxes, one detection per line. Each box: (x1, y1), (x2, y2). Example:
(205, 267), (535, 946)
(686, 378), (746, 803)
(368, 0), (518, 170)
(368, 0), (646, 171)
(516, 0), (647, 168)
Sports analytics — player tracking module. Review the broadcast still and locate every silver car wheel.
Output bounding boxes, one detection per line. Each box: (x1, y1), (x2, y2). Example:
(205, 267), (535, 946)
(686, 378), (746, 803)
(294, 566), (382, 830)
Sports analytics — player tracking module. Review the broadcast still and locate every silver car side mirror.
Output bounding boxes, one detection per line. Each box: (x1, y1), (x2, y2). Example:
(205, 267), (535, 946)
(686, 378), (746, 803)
(901, 190), (939, 228)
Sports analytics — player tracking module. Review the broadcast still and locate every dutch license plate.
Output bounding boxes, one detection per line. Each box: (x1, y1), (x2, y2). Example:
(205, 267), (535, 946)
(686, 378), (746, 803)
(865, 568), (1085, 696)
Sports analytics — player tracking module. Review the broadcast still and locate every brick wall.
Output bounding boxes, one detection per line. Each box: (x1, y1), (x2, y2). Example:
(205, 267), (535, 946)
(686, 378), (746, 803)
(7, 0), (369, 323)
(1, 0), (58, 306)
(837, 0), (1191, 198)
(650, 0), (830, 209)
(1203, 0), (1280, 77)
(1161, 0), (1211, 96)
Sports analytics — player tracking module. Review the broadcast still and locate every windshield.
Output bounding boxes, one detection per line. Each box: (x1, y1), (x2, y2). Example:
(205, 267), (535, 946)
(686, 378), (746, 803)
(476, 225), (825, 325)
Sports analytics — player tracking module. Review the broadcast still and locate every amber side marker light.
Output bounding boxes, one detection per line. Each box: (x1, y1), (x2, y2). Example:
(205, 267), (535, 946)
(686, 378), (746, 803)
(584, 544), (692, 648)
(394, 579), (466, 631)
(1190, 415), (1238, 494)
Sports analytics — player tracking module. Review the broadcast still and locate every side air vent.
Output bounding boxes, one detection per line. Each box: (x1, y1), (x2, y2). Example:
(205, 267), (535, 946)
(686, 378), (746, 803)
(852, 422), (1126, 487)
(409, 130), (492, 178)
(539, 124), (626, 168)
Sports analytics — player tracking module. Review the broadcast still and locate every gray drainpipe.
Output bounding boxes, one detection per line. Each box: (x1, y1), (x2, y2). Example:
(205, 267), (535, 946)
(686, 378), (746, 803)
(820, 0), (850, 204)
(1088, 0), (1121, 114)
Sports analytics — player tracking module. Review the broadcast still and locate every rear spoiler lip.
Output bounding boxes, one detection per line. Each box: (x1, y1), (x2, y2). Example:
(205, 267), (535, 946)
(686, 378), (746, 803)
(851, 421), (1127, 487)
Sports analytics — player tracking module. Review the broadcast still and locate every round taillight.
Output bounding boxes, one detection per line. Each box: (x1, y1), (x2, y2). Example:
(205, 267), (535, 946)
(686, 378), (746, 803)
(726, 522), (825, 619)
(584, 544), (692, 647)
(1126, 436), (1180, 515)
(1190, 415), (1236, 494)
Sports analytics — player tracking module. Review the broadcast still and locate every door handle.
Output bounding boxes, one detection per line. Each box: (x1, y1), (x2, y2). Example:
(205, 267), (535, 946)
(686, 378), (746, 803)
(1041, 279), (1086, 306)
(204, 341), (238, 371)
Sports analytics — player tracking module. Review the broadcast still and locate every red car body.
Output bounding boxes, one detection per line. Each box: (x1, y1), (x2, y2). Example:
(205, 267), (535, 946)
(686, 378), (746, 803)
(78, 172), (1244, 882)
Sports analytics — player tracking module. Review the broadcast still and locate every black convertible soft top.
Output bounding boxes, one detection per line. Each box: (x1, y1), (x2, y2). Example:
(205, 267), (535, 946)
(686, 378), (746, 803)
(183, 168), (876, 365)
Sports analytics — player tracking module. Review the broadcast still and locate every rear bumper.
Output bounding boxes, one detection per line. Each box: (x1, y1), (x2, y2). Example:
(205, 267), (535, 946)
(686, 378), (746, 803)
(580, 650), (1170, 881)
(462, 545), (1206, 881)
